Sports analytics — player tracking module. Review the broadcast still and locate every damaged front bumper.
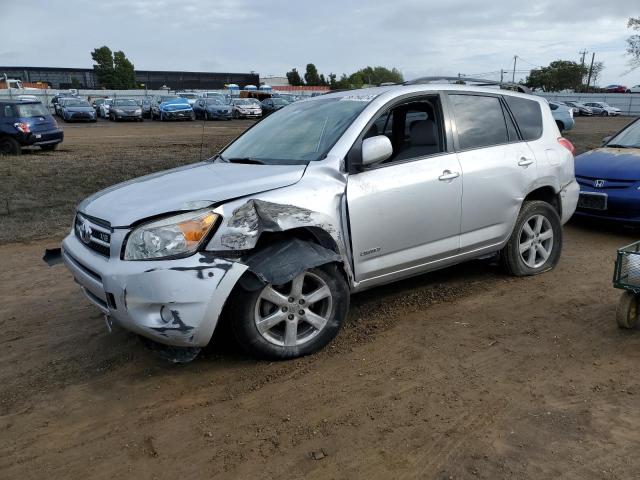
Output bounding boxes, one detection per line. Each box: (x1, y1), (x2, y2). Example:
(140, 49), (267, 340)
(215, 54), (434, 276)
(61, 233), (247, 347)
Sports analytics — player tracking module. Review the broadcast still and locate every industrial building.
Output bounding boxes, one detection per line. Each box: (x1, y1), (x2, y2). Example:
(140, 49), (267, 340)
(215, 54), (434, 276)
(0, 66), (259, 90)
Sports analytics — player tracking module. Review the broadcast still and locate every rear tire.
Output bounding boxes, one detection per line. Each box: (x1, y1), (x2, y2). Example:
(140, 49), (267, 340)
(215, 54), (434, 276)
(229, 263), (349, 360)
(0, 137), (21, 155)
(501, 200), (562, 276)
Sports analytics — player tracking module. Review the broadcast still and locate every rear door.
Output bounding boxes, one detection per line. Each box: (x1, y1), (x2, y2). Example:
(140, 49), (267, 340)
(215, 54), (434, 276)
(347, 93), (463, 285)
(448, 93), (537, 252)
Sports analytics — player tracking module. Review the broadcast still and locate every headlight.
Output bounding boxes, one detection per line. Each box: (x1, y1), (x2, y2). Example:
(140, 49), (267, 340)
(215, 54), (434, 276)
(113, 108), (123, 113)
(124, 209), (219, 260)
(135, 109), (142, 114)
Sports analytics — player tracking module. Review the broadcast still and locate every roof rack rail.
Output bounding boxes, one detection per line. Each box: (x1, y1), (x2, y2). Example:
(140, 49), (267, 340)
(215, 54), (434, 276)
(404, 76), (530, 94)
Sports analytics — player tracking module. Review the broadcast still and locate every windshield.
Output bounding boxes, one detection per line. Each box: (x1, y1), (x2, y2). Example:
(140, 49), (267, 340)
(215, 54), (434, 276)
(233, 99), (251, 105)
(161, 96), (179, 102)
(205, 98), (224, 105)
(180, 93), (197, 99)
(66, 100), (90, 107)
(16, 103), (49, 117)
(114, 99), (138, 106)
(273, 98), (288, 106)
(608, 120), (640, 148)
(221, 97), (370, 164)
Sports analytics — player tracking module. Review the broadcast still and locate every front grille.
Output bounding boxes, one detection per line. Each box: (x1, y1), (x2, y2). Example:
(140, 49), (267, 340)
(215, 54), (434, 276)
(576, 175), (636, 190)
(75, 213), (112, 257)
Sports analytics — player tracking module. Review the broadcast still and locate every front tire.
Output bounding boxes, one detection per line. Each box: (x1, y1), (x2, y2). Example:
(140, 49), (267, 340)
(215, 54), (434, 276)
(0, 137), (21, 155)
(501, 200), (562, 276)
(229, 264), (349, 360)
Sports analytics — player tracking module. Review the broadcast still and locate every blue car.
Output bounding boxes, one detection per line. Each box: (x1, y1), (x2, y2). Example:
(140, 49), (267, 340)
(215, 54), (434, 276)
(156, 97), (194, 121)
(0, 99), (64, 154)
(574, 118), (640, 223)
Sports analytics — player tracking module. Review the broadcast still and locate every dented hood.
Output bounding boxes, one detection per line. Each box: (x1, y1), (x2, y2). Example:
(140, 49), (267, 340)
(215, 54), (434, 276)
(575, 147), (640, 181)
(78, 162), (306, 227)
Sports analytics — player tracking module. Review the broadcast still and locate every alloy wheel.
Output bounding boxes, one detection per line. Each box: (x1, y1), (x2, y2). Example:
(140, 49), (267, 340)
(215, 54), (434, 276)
(518, 214), (553, 268)
(254, 271), (333, 347)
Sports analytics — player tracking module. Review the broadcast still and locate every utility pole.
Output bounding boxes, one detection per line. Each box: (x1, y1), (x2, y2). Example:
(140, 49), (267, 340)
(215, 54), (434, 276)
(500, 69), (504, 82)
(579, 50), (588, 92)
(579, 49), (587, 67)
(586, 52), (595, 93)
(512, 56), (517, 83)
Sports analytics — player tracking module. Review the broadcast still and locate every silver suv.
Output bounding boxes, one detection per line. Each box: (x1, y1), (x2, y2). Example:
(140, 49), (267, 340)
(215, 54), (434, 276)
(61, 82), (579, 361)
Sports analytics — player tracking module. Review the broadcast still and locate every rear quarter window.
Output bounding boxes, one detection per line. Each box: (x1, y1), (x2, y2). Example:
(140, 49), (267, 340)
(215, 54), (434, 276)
(504, 96), (543, 141)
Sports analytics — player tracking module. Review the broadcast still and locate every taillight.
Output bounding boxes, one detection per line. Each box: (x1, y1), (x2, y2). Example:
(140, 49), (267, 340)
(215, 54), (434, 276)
(13, 122), (30, 133)
(558, 137), (575, 156)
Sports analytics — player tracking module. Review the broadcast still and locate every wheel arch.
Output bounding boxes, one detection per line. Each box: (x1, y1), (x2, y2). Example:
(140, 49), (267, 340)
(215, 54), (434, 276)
(523, 185), (561, 218)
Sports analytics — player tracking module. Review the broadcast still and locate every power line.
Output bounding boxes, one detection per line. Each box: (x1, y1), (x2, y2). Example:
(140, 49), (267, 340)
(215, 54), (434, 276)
(513, 55), (541, 69)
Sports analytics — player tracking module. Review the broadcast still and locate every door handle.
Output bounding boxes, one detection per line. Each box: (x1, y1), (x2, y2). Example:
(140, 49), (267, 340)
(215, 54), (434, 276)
(438, 170), (460, 181)
(518, 157), (534, 167)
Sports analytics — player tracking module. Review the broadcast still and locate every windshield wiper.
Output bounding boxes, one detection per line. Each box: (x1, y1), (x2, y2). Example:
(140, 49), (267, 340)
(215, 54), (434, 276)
(226, 157), (265, 165)
(606, 144), (634, 149)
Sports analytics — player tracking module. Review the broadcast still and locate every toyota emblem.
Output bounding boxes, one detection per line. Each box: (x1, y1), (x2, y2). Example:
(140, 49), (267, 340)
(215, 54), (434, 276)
(594, 179), (605, 188)
(77, 218), (92, 244)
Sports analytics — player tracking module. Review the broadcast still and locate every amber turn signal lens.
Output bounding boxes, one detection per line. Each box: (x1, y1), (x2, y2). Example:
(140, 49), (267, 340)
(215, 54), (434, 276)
(177, 212), (217, 243)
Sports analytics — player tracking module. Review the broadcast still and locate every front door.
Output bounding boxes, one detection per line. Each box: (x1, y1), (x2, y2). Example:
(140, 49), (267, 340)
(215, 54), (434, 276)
(347, 95), (462, 285)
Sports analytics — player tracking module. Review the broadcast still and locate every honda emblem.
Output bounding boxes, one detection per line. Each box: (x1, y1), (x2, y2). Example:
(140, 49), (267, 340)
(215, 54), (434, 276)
(594, 179), (605, 188)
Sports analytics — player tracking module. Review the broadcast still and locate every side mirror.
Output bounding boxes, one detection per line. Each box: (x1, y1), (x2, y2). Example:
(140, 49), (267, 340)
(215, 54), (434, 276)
(362, 135), (393, 166)
(602, 136), (612, 146)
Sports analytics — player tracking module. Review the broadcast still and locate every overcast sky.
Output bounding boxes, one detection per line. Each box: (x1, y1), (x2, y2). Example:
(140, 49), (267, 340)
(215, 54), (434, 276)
(1, 0), (637, 86)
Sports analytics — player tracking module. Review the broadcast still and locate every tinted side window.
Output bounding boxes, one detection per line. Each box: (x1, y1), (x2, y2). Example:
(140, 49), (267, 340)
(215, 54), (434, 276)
(504, 96), (543, 141)
(450, 94), (509, 150)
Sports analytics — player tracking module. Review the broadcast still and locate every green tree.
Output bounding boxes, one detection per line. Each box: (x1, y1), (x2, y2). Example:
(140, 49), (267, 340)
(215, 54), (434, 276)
(348, 66), (403, 86)
(113, 50), (136, 89)
(91, 46), (136, 89)
(328, 73), (338, 89)
(91, 46), (115, 88)
(627, 17), (640, 70)
(590, 61), (605, 86)
(286, 68), (303, 86)
(304, 63), (322, 85)
(525, 60), (587, 92)
(334, 73), (350, 89)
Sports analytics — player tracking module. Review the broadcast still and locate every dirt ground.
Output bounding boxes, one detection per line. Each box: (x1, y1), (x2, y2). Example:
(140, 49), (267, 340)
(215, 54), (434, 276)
(2, 116), (640, 479)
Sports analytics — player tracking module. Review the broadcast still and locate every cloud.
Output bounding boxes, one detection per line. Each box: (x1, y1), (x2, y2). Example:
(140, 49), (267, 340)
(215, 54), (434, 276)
(0, 0), (636, 85)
